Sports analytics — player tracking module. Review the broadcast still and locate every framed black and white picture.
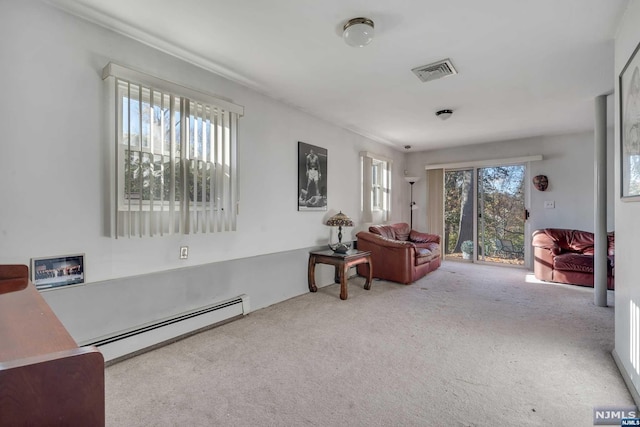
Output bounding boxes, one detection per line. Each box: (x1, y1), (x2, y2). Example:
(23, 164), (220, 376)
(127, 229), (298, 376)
(620, 40), (640, 200)
(298, 141), (327, 211)
(31, 254), (85, 290)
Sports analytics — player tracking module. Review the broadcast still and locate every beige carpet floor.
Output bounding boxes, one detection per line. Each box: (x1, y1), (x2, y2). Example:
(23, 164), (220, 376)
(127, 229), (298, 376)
(105, 261), (633, 426)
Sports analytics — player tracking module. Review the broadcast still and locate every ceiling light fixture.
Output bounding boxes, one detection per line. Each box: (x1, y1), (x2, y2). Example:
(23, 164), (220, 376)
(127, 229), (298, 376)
(436, 109), (453, 120)
(343, 17), (374, 47)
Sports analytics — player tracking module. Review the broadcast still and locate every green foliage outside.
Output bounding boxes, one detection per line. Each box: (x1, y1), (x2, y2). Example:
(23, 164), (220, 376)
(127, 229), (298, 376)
(125, 150), (216, 205)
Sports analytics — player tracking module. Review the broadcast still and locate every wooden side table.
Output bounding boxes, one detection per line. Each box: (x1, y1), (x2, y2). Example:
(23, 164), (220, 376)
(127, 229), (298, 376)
(308, 249), (373, 300)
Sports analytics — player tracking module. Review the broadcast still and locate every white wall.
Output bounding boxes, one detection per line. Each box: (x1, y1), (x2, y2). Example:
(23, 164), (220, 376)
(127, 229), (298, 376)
(404, 130), (615, 266)
(0, 0), (405, 338)
(614, 0), (640, 404)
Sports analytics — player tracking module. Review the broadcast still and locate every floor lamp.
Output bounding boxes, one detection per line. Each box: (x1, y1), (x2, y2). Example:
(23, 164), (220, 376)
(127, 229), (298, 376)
(404, 176), (420, 229)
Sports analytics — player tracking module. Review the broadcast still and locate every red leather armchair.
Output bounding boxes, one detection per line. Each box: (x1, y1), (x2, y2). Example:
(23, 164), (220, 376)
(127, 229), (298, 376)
(356, 223), (441, 284)
(532, 228), (614, 290)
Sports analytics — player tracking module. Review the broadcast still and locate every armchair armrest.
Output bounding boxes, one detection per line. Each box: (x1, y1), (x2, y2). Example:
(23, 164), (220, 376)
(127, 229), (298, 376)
(532, 230), (557, 282)
(532, 230), (560, 255)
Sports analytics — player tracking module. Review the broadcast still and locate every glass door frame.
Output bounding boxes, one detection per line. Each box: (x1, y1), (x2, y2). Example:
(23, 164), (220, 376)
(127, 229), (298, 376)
(441, 158), (535, 269)
(474, 164), (527, 266)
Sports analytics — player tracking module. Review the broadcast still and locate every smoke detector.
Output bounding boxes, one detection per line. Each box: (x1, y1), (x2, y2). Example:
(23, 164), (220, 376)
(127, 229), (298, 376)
(412, 58), (458, 83)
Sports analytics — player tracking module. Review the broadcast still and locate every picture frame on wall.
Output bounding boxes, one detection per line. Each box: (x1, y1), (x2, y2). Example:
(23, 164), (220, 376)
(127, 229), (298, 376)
(298, 141), (327, 211)
(31, 254), (85, 290)
(620, 40), (640, 201)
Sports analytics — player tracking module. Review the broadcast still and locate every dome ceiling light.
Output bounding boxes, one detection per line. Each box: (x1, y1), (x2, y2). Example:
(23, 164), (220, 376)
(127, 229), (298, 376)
(436, 109), (453, 120)
(343, 17), (375, 47)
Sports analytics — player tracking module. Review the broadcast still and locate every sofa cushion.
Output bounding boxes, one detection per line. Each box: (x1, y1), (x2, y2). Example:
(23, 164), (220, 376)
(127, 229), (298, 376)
(409, 230), (440, 244)
(369, 225), (396, 240)
(369, 223), (411, 241)
(554, 253), (594, 274)
(542, 228), (597, 255)
(416, 242), (441, 257)
(544, 229), (575, 253)
(570, 230), (595, 254)
(391, 223), (411, 241)
(415, 248), (436, 265)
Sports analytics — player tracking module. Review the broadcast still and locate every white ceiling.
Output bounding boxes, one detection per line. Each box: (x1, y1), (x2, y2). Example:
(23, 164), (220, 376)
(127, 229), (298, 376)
(49, 0), (629, 152)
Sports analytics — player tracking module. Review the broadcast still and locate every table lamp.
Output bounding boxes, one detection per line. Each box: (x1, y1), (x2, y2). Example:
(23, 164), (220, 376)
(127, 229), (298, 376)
(326, 211), (354, 253)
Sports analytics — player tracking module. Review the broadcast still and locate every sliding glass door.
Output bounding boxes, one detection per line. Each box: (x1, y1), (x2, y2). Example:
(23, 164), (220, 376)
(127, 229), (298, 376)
(444, 164), (526, 265)
(476, 165), (525, 265)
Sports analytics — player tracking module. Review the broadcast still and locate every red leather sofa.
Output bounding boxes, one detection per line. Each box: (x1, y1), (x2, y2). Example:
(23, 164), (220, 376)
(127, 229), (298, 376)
(531, 228), (614, 290)
(356, 223), (441, 284)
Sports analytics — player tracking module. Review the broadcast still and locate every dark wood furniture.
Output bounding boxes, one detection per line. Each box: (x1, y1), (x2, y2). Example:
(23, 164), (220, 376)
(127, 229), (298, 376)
(308, 249), (373, 300)
(0, 264), (105, 426)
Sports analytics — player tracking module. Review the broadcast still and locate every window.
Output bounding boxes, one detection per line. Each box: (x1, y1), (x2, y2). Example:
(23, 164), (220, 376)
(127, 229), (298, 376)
(371, 159), (387, 211)
(103, 63), (244, 237)
(361, 152), (392, 223)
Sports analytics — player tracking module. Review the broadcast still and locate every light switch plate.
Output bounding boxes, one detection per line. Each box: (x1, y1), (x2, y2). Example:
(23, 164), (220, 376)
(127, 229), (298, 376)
(544, 201), (555, 209)
(180, 246), (189, 259)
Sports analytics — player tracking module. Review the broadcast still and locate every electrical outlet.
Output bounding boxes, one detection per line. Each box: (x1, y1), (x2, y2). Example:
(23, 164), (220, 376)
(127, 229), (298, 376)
(544, 201), (555, 209)
(180, 246), (189, 259)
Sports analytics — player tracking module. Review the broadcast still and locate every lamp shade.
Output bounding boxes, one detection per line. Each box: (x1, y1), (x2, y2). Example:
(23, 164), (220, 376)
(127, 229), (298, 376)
(343, 18), (375, 47)
(326, 211), (354, 227)
(404, 176), (420, 184)
(326, 211), (353, 253)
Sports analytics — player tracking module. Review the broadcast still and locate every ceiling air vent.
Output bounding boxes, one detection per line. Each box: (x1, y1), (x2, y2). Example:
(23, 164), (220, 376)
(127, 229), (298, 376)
(412, 58), (458, 83)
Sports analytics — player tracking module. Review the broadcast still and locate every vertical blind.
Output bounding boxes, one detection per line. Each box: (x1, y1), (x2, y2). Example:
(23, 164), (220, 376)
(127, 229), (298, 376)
(425, 168), (444, 237)
(103, 63), (244, 238)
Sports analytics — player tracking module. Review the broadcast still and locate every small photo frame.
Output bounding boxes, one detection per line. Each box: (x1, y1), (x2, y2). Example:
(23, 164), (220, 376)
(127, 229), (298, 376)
(31, 254), (85, 290)
(298, 141), (328, 211)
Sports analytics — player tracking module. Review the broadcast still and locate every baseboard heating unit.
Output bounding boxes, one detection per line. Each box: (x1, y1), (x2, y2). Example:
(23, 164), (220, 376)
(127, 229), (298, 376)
(82, 295), (249, 364)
